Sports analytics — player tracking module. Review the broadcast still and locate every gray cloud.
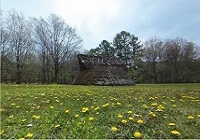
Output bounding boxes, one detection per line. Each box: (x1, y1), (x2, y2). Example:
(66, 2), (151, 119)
(2, 0), (200, 50)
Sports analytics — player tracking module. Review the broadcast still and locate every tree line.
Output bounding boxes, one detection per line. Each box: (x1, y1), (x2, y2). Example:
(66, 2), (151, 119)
(1, 10), (200, 84)
(1, 10), (82, 84)
(88, 34), (200, 83)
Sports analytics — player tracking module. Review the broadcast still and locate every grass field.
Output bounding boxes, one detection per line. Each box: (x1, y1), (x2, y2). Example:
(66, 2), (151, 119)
(1, 84), (200, 139)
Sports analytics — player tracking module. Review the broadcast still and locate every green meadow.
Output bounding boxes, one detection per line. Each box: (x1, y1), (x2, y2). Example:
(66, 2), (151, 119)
(1, 84), (200, 139)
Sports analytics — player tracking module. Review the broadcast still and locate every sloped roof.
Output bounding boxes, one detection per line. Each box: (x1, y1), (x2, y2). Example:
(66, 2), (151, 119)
(73, 54), (134, 86)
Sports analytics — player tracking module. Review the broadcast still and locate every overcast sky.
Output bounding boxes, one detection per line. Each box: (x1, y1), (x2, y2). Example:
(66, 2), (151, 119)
(1, 0), (200, 50)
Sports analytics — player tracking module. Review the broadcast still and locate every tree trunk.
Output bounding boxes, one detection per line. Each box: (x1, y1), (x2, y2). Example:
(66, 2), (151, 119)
(16, 61), (21, 84)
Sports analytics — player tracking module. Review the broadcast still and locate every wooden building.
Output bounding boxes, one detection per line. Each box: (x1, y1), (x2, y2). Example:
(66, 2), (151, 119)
(73, 54), (134, 85)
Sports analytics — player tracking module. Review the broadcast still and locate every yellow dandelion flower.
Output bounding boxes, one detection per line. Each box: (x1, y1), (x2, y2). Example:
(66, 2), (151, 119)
(151, 102), (157, 106)
(163, 116), (167, 119)
(91, 106), (94, 109)
(170, 99), (176, 102)
(117, 102), (121, 106)
(89, 117), (94, 121)
(102, 103), (109, 107)
(129, 117), (134, 121)
(55, 124), (60, 128)
(149, 112), (156, 117)
(155, 108), (163, 112)
(11, 103), (16, 106)
(26, 132), (33, 138)
(128, 111), (132, 114)
(55, 99), (59, 103)
(137, 119), (144, 124)
(134, 131), (142, 138)
(82, 107), (89, 113)
(188, 115), (194, 119)
(157, 105), (165, 109)
(50, 106), (54, 109)
(0, 130), (4, 135)
(33, 115), (40, 119)
(149, 111), (153, 115)
(111, 126), (118, 132)
(96, 112), (99, 115)
(94, 106), (100, 111)
(171, 130), (181, 135)
(152, 113), (156, 117)
(75, 114), (79, 118)
(9, 115), (14, 119)
(168, 123), (176, 126)
(0, 108), (5, 112)
(65, 109), (69, 113)
(118, 114), (123, 118)
(35, 116), (40, 119)
(121, 119), (127, 124)
(22, 119), (27, 122)
(143, 104), (148, 109)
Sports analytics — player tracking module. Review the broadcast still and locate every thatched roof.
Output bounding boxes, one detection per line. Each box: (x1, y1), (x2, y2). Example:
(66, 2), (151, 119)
(73, 54), (134, 86)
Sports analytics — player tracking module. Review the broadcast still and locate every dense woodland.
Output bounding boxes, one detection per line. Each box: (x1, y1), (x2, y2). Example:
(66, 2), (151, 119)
(1, 10), (200, 84)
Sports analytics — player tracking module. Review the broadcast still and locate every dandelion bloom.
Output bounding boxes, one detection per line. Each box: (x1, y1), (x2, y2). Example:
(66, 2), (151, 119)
(129, 117), (134, 121)
(151, 102), (157, 106)
(94, 107), (100, 111)
(26, 132), (33, 138)
(55, 124), (60, 128)
(121, 119), (127, 124)
(117, 102), (121, 106)
(102, 103), (109, 107)
(75, 114), (79, 118)
(0, 130), (4, 135)
(143, 104), (148, 109)
(171, 130), (181, 136)
(55, 99), (59, 102)
(11, 103), (16, 106)
(89, 117), (94, 121)
(111, 126), (118, 132)
(134, 131), (142, 138)
(156, 105), (164, 111)
(149, 112), (156, 117)
(22, 119), (27, 122)
(0, 108), (5, 112)
(137, 119), (144, 124)
(50, 106), (54, 109)
(118, 114), (123, 118)
(82, 107), (89, 113)
(9, 115), (14, 119)
(35, 116), (40, 119)
(170, 99), (176, 102)
(128, 111), (132, 114)
(91, 106), (94, 109)
(33, 115), (40, 119)
(168, 123), (176, 126)
(65, 109), (69, 113)
(188, 115), (194, 119)
(155, 108), (163, 112)
(172, 104), (177, 108)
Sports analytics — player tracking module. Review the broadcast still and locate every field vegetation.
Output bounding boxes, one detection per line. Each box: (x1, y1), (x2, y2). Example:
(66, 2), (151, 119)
(1, 84), (200, 139)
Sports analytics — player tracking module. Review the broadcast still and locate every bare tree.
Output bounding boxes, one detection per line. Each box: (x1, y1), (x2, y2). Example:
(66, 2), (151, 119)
(6, 10), (34, 84)
(143, 37), (164, 83)
(1, 13), (11, 82)
(33, 14), (82, 83)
